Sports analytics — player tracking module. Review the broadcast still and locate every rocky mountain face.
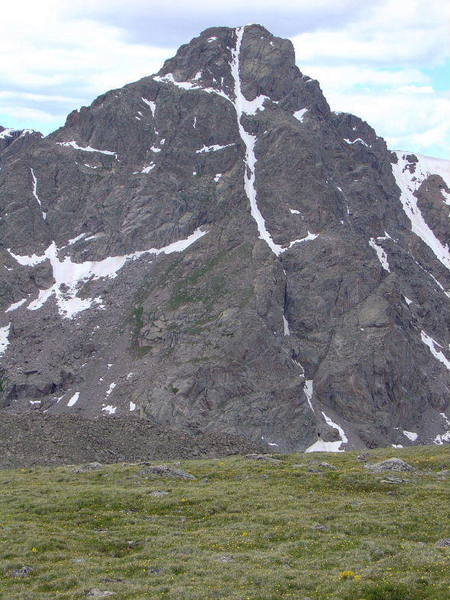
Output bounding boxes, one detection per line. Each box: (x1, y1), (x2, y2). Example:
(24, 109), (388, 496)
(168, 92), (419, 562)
(1, 25), (449, 452)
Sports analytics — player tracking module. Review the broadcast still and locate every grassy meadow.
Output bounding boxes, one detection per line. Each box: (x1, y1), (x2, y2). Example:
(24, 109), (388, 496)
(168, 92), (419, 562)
(0, 445), (449, 599)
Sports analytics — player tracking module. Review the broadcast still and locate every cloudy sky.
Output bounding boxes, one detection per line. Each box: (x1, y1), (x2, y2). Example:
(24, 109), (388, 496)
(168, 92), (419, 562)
(2, 0), (449, 158)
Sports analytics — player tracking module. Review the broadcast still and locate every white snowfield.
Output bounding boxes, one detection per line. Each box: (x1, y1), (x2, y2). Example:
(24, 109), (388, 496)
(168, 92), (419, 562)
(435, 413), (450, 445)
(403, 430), (418, 441)
(0, 128), (14, 139)
(288, 232), (319, 248)
(293, 108), (308, 122)
(67, 233), (87, 246)
(303, 380), (314, 412)
(8, 228), (207, 319)
(135, 163), (156, 174)
(305, 412), (348, 452)
(57, 140), (117, 158)
(67, 392), (80, 407)
(153, 73), (230, 102)
(369, 238), (390, 272)
(344, 137), (370, 148)
(105, 382), (116, 397)
(5, 298), (27, 313)
(196, 143), (235, 153)
(420, 330), (450, 371)
(392, 152), (450, 272)
(141, 97), (156, 117)
(282, 315), (290, 336)
(230, 26), (284, 257)
(30, 168), (47, 220)
(0, 323), (11, 357)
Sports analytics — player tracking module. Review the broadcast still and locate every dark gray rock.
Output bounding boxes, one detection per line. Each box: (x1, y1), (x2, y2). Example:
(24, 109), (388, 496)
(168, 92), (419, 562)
(86, 589), (115, 598)
(0, 24), (449, 457)
(245, 454), (282, 464)
(140, 464), (196, 479)
(365, 458), (416, 473)
(12, 565), (33, 577)
(149, 490), (170, 496)
(435, 538), (450, 547)
(73, 462), (103, 473)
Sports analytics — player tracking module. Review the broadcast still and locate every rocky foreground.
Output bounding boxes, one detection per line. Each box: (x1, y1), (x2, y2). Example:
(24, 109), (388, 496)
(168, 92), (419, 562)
(0, 412), (265, 469)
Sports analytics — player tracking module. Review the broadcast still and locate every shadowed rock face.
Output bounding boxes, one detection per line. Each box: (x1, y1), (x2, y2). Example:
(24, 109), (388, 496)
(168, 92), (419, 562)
(0, 25), (449, 452)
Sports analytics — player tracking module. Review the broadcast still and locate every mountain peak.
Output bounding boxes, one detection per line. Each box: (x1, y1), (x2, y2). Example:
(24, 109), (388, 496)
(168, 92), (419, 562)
(155, 24), (328, 117)
(0, 25), (449, 453)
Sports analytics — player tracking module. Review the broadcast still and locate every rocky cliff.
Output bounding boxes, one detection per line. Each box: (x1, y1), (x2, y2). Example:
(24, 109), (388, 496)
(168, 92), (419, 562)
(1, 25), (449, 451)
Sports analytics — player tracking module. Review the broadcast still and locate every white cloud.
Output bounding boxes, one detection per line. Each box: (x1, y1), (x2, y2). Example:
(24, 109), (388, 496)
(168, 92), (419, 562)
(319, 85), (450, 158)
(0, 1), (172, 129)
(0, 0), (448, 158)
(292, 0), (450, 65)
(303, 65), (428, 91)
(293, 0), (450, 158)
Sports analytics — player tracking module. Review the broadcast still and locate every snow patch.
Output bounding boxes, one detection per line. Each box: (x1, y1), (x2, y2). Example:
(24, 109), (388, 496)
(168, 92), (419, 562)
(5, 298), (27, 313)
(196, 143), (234, 153)
(289, 208), (300, 214)
(214, 173), (222, 182)
(153, 73), (230, 102)
(230, 27), (283, 256)
(434, 431), (450, 445)
(105, 382), (116, 397)
(369, 238), (390, 272)
(102, 405), (117, 415)
(9, 228), (207, 319)
(67, 392), (80, 407)
(440, 413), (450, 427)
(141, 163), (155, 173)
(344, 138), (370, 147)
(305, 412), (348, 453)
(130, 401), (136, 411)
(0, 128), (14, 139)
(392, 153), (450, 271)
(142, 98), (156, 117)
(303, 380), (314, 412)
(420, 330), (450, 370)
(68, 233), (87, 246)
(288, 232), (319, 248)
(403, 430), (418, 441)
(57, 141), (117, 158)
(8, 249), (47, 267)
(30, 169), (46, 220)
(282, 315), (290, 336)
(0, 323), (11, 357)
(293, 108), (308, 122)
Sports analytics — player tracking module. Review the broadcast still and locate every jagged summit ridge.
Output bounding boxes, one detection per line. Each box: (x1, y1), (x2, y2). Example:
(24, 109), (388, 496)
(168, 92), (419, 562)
(0, 26), (449, 452)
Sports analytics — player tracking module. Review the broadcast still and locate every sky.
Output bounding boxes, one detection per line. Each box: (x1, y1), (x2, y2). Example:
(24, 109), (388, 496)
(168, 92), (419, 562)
(1, 0), (449, 159)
